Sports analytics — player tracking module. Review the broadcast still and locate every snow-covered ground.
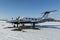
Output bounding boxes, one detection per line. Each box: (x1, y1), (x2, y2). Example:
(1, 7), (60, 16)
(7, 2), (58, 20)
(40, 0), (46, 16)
(0, 21), (60, 40)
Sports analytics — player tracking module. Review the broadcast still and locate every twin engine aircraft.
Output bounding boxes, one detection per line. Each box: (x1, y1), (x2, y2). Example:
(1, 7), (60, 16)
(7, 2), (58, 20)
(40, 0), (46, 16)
(0, 10), (58, 30)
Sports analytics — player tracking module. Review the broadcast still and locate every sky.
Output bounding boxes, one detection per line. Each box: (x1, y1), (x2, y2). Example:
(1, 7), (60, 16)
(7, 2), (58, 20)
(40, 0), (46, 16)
(0, 0), (60, 19)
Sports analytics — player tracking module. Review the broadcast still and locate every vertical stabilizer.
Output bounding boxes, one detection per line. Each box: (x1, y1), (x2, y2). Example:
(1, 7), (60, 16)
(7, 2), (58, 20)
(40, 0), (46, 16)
(41, 10), (57, 19)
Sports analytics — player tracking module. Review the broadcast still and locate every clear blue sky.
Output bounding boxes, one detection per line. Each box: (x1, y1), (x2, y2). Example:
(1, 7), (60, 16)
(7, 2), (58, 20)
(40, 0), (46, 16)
(0, 0), (60, 19)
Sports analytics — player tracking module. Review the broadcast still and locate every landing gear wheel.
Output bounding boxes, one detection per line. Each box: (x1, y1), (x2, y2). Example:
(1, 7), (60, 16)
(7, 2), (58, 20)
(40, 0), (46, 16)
(13, 25), (15, 27)
(18, 26), (22, 31)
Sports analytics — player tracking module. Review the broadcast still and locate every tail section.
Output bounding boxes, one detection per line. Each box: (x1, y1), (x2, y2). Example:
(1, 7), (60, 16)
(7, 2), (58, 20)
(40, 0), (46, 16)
(41, 10), (57, 19)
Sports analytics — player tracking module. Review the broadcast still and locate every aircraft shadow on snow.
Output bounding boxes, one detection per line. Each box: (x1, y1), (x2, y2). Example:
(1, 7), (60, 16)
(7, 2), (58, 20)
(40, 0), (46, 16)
(4, 25), (60, 29)
(36, 25), (60, 29)
(3, 25), (60, 32)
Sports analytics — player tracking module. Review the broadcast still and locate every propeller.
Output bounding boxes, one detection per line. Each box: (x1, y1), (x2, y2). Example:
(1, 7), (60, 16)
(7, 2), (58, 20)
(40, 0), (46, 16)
(17, 16), (20, 23)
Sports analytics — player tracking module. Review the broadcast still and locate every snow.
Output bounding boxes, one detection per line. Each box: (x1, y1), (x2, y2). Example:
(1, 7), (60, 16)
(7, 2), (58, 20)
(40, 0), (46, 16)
(0, 21), (60, 40)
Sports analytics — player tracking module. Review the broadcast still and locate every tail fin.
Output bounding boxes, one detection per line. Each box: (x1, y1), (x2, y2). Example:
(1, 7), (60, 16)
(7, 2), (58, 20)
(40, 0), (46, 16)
(41, 10), (57, 19)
